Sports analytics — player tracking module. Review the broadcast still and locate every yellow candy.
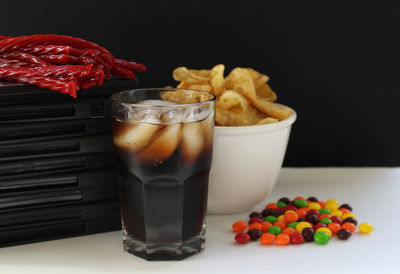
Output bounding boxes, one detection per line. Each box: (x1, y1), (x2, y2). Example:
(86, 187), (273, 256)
(342, 213), (357, 219)
(325, 204), (339, 211)
(316, 227), (332, 237)
(326, 199), (339, 206)
(295, 221), (312, 233)
(277, 215), (285, 222)
(359, 223), (374, 233)
(308, 202), (321, 210)
(285, 210), (297, 214)
(330, 210), (343, 217)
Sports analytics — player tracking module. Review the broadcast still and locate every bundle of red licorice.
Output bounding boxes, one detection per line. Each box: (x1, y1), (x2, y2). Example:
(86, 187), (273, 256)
(0, 34), (146, 98)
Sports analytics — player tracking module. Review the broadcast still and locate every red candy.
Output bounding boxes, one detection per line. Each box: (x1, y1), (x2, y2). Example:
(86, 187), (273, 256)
(331, 216), (343, 224)
(308, 209), (320, 216)
(286, 204), (298, 211)
(290, 233), (305, 244)
(0, 34), (146, 98)
(249, 217), (262, 224)
(235, 232), (250, 244)
(314, 223), (327, 230)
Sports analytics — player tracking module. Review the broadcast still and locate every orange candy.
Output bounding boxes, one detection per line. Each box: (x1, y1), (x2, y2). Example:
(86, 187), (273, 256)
(232, 221), (247, 232)
(319, 214), (331, 220)
(248, 223), (262, 231)
(261, 222), (272, 233)
(339, 208), (350, 214)
(284, 212), (299, 223)
(318, 201), (326, 208)
(276, 233), (290, 245)
(341, 222), (356, 232)
(297, 209), (308, 218)
(265, 203), (277, 209)
(273, 221), (287, 230)
(328, 223), (341, 235)
(260, 233), (275, 245)
(282, 228), (296, 235)
(294, 196), (305, 201)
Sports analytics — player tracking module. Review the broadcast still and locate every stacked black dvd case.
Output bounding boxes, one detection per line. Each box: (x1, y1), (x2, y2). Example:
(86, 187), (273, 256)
(0, 79), (138, 247)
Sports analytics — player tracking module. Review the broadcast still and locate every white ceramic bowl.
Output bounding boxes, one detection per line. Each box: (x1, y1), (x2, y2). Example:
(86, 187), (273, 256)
(207, 108), (297, 214)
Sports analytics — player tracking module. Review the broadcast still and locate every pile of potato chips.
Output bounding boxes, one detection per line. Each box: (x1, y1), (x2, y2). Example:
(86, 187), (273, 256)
(172, 64), (292, 126)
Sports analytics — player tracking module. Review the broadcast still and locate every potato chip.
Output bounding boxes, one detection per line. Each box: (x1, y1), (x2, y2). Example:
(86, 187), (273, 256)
(256, 83), (277, 102)
(216, 90), (248, 111)
(225, 68), (257, 101)
(210, 64), (225, 96)
(171, 65), (292, 126)
(173, 67), (210, 84)
(161, 89), (210, 104)
(215, 105), (267, 126)
(256, 117), (279, 125)
(246, 68), (270, 87)
(252, 98), (292, 121)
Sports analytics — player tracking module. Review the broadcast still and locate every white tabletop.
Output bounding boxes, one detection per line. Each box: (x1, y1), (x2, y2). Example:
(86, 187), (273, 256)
(1, 168), (399, 274)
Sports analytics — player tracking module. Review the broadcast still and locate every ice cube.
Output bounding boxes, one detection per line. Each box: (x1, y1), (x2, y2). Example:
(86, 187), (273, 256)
(180, 122), (205, 163)
(115, 122), (161, 152)
(137, 100), (178, 106)
(200, 112), (214, 148)
(138, 124), (181, 163)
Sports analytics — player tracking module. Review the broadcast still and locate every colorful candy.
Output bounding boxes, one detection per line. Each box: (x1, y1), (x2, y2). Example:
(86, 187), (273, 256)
(247, 229), (262, 241)
(316, 227), (332, 237)
(288, 222), (299, 229)
(305, 213), (319, 224)
(248, 223), (263, 231)
(337, 228), (351, 240)
(308, 202), (321, 210)
(290, 233), (305, 244)
(232, 220), (247, 232)
(314, 231), (330, 244)
(260, 233), (275, 245)
(330, 216), (343, 224)
(268, 225), (282, 236)
(232, 196), (373, 247)
(295, 222), (312, 234)
(294, 199), (308, 208)
(319, 208), (331, 215)
(275, 233), (290, 245)
(320, 218), (333, 225)
(282, 228), (296, 236)
(343, 217), (358, 226)
(264, 216), (277, 224)
(261, 221), (272, 233)
(327, 223), (341, 235)
(249, 217), (262, 224)
(342, 213), (357, 220)
(284, 211), (299, 223)
(359, 223), (374, 233)
(341, 222), (356, 233)
(302, 227), (315, 242)
(235, 232), (250, 244)
(313, 223), (327, 230)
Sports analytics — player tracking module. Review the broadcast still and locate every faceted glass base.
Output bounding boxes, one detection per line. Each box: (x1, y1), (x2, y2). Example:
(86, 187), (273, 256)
(122, 226), (206, 261)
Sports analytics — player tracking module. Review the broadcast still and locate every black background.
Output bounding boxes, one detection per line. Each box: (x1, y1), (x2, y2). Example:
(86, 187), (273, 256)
(1, 1), (399, 166)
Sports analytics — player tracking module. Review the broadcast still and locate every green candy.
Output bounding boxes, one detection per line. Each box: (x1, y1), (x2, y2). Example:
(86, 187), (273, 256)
(319, 208), (331, 215)
(314, 231), (330, 244)
(268, 225), (282, 236)
(263, 216), (277, 224)
(277, 201), (287, 208)
(288, 222), (299, 229)
(320, 218), (332, 225)
(294, 199), (308, 208)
